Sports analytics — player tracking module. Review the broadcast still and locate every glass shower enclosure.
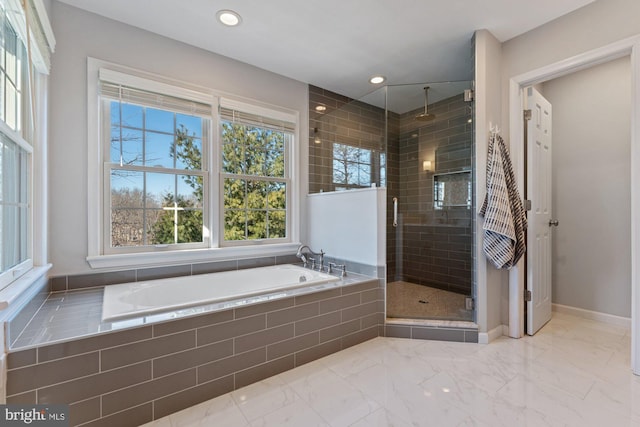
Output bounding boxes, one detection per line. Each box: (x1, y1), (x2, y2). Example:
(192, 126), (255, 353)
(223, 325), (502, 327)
(309, 81), (475, 322)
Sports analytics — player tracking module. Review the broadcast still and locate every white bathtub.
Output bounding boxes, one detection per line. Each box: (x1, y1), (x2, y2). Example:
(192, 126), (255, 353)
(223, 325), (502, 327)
(102, 264), (340, 322)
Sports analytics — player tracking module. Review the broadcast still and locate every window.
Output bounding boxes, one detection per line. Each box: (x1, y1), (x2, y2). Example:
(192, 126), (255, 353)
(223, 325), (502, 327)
(220, 102), (292, 243)
(89, 62), (298, 267)
(99, 73), (211, 253)
(0, 2), (31, 291)
(332, 142), (385, 190)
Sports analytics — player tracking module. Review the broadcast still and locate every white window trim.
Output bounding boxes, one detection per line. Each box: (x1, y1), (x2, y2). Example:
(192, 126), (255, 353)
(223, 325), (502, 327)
(87, 58), (301, 269)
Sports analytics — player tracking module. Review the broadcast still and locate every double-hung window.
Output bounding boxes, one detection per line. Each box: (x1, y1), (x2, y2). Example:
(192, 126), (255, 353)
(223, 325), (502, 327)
(98, 70), (212, 253)
(89, 61), (297, 267)
(220, 100), (293, 244)
(0, 0), (53, 290)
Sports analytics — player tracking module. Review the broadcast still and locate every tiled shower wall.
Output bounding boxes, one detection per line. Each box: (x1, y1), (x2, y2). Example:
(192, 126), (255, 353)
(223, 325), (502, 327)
(307, 85), (401, 282)
(396, 94), (473, 294)
(307, 85), (473, 295)
(308, 85), (387, 194)
(6, 279), (384, 426)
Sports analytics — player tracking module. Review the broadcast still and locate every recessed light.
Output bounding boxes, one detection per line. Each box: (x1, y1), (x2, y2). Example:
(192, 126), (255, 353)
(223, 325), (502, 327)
(315, 104), (327, 112)
(217, 10), (242, 26)
(369, 75), (386, 84)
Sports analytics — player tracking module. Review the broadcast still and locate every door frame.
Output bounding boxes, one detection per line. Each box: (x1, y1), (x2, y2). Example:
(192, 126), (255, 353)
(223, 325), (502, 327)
(507, 35), (640, 374)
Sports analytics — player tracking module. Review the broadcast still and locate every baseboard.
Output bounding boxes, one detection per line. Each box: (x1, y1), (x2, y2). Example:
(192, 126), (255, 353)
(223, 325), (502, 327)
(478, 324), (504, 344)
(552, 303), (631, 330)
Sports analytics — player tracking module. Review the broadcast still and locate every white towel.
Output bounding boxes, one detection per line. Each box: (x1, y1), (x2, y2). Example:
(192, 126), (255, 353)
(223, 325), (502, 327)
(479, 133), (527, 269)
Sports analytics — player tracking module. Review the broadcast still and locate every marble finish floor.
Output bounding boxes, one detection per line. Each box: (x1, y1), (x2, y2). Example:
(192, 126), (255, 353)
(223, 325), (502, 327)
(386, 281), (473, 321)
(142, 312), (638, 426)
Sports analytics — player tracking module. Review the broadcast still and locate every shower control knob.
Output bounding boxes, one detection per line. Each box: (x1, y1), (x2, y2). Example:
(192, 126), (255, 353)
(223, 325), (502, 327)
(549, 219), (559, 227)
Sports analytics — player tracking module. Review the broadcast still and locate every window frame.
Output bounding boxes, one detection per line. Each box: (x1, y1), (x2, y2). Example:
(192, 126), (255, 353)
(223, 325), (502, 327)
(0, 3), (34, 292)
(87, 59), (300, 269)
(218, 98), (294, 247)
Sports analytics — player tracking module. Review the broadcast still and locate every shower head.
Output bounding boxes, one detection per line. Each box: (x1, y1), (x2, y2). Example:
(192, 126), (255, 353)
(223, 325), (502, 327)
(415, 86), (435, 121)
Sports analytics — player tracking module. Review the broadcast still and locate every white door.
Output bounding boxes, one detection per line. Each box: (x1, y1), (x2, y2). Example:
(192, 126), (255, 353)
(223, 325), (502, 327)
(526, 87), (554, 335)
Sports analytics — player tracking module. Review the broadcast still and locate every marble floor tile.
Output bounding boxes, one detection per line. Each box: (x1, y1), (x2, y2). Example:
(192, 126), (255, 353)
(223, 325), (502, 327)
(147, 313), (639, 427)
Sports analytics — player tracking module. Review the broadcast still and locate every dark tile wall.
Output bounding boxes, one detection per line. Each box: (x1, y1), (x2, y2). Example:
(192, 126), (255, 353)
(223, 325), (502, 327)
(6, 279), (384, 426)
(307, 85), (473, 295)
(395, 93), (474, 294)
(385, 322), (478, 343)
(308, 85), (387, 194)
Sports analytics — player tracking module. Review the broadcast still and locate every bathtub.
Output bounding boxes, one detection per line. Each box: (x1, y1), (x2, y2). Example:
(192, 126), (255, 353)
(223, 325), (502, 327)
(102, 264), (340, 322)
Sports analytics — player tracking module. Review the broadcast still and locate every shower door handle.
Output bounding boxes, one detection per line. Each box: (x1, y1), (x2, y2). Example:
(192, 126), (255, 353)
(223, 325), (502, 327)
(393, 197), (398, 228)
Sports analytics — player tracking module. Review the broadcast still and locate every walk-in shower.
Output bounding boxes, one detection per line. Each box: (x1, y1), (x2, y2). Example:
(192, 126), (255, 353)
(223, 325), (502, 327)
(308, 81), (475, 322)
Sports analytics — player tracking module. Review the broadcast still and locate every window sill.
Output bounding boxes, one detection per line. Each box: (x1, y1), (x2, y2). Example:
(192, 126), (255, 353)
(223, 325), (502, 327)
(86, 243), (301, 270)
(0, 264), (52, 312)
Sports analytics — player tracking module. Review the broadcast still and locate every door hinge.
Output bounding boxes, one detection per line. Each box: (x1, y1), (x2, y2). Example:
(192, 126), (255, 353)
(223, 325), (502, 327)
(525, 290), (532, 302)
(464, 89), (474, 102)
(524, 199), (532, 211)
(523, 109), (532, 121)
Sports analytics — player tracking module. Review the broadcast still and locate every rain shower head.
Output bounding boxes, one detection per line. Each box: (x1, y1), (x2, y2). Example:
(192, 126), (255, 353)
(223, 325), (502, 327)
(415, 86), (435, 121)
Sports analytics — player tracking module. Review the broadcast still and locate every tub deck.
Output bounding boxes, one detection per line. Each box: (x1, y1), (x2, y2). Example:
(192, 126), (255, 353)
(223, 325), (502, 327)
(9, 271), (374, 351)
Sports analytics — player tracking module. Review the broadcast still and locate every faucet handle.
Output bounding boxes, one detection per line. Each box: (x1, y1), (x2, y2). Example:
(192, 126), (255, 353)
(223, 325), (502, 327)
(328, 262), (347, 277)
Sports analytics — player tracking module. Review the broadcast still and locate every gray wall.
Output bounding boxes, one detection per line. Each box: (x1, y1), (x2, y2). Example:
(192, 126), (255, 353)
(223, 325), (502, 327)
(542, 56), (631, 318)
(48, 2), (309, 275)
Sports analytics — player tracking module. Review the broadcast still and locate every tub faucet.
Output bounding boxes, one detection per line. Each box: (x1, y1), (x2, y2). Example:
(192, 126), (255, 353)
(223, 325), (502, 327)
(296, 245), (325, 271)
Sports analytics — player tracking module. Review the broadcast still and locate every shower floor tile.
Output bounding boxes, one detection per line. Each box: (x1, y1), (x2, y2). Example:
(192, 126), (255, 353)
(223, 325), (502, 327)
(386, 281), (473, 321)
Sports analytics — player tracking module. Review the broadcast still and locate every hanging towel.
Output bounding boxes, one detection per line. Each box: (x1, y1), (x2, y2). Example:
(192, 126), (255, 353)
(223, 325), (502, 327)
(479, 133), (527, 269)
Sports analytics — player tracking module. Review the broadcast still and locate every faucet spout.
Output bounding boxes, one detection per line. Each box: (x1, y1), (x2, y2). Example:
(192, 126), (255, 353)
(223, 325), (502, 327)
(296, 245), (325, 270)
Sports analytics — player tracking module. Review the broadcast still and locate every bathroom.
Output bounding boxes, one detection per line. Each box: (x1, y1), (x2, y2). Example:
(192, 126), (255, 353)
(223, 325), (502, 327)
(1, 1), (640, 426)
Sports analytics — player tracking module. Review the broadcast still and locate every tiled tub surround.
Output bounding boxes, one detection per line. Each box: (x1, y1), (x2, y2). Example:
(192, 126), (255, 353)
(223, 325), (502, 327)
(5, 273), (384, 426)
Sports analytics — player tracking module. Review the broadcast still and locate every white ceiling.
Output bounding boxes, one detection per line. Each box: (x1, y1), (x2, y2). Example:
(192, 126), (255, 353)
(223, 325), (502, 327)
(56, 0), (595, 109)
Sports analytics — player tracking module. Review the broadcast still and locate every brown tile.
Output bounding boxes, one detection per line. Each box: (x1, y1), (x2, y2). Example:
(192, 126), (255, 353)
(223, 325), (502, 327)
(235, 355), (295, 389)
(69, 397), (100, 426)
(235, 298), (293, 319)
(266, 302), (319, 328)
(295, 340), (341, 367)
(197, 314), (265, 346)
(342, 280), (379, 295)
(342, 326), (378, 349)
(385, 325), (411, 338)
(7, 349), (36, 369)
(275, 254), (300, 265)
(197, 348), (265, 384)
(153, 375), (234, 420)
(237, 257), (275, 270)
(294, 311), (341, 336)
(102, 369), (196, 416)
(7, 352), (99, 395)
(412, 327), (465, 342)
(50, 276), (67, 292)
(294, 288), (341, 305)
(101, 331), (195, 371)
(342, 301), (379, 323)
(82, 403), (152, 427)
(153, 310), (233, 337)
(361, 288), (382, 304)
(191, 259), (237, 275)
(153, 339), (233, 378)
(234, 324), (294, 354)
(68, 270), (136, 290)
(319, 293), (361, 314)
(361, 313), (384, 330)
(136, 265), (191, 281)
(38, 326), (152, 362)
(267, 332), (319, 361)
(38, 361), (151, 404)
(319, 320), (360, 343)
(6, 390), (36, 404)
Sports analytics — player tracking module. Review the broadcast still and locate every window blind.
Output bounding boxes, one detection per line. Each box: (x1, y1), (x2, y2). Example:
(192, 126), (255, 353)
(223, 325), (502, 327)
(100, 81), (212, 118)
(219, 104), (296, 133)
